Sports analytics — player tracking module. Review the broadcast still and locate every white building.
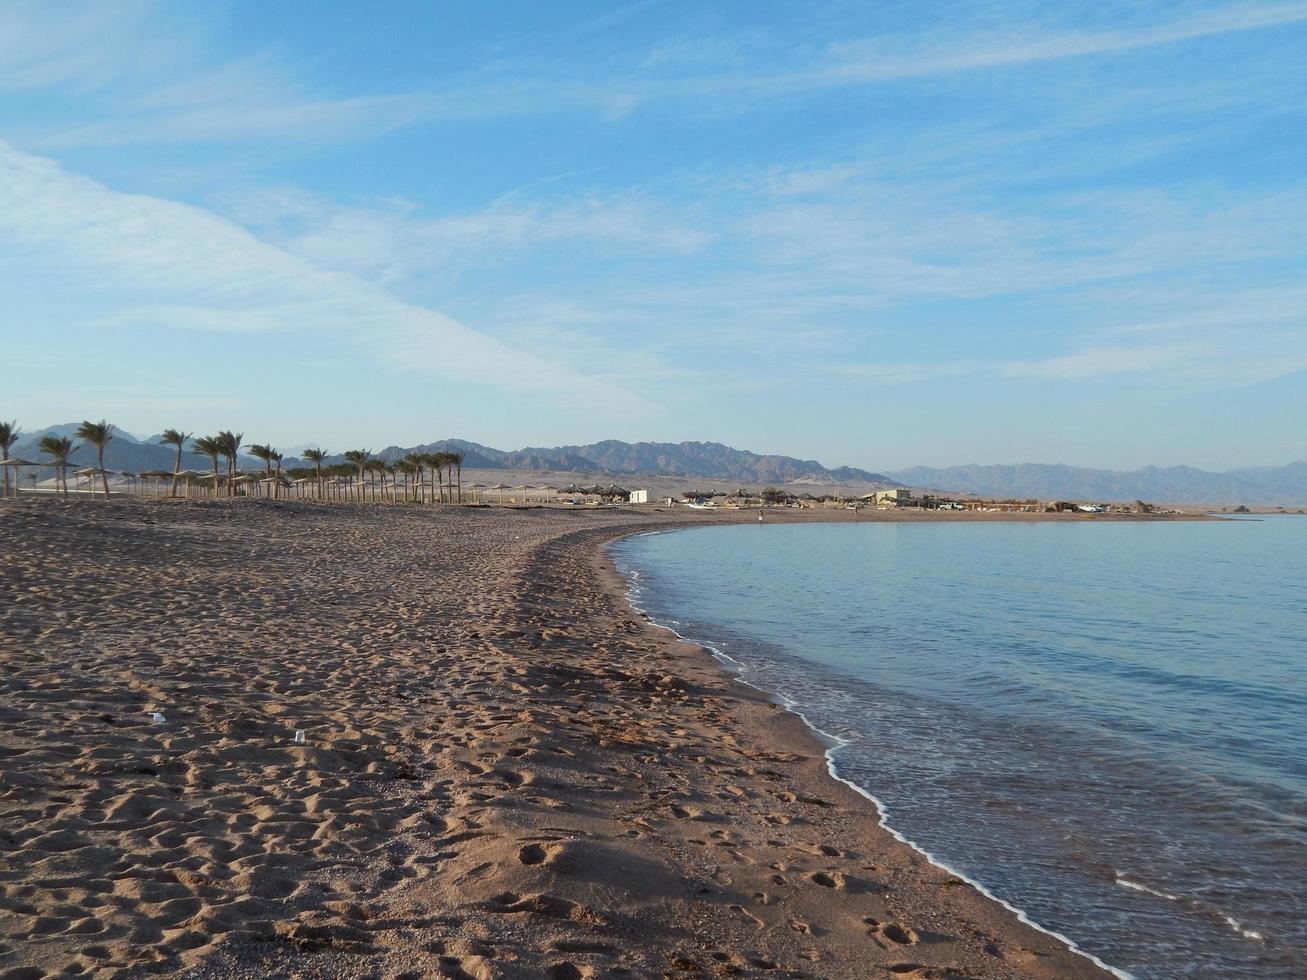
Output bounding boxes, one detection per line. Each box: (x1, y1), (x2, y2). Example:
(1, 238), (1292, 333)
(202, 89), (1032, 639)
(629, 489), (649, 504)
(860, 488), (913, 506)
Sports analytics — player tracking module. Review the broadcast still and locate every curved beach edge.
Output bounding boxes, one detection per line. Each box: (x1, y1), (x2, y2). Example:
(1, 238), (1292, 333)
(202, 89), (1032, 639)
(601, 524), (1131, 980)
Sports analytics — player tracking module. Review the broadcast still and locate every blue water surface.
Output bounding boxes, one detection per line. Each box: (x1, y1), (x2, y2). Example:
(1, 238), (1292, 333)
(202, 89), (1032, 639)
(611, 517), (1307, 979)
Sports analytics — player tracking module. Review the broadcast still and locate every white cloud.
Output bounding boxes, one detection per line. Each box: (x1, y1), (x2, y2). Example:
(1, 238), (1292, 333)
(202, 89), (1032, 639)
(10, 0), (1306, 152)
(0, 1), (157, 92)
(0, 141), (653, 411)
(821, 3), (1307, 84)
(215, 186), (713, 284)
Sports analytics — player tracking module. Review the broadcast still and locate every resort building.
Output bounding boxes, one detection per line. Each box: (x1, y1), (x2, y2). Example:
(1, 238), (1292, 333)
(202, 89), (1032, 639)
(871, 488), (914, 507)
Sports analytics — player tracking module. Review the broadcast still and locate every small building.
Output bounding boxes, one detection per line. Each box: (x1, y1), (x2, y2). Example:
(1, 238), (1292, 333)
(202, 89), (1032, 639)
(870, 488), (913, 507)
(629, 489), (649, 504)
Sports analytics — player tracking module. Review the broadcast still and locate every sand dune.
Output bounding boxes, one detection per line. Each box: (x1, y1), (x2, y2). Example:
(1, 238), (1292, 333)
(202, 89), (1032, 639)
(0, 498), (1114, 978)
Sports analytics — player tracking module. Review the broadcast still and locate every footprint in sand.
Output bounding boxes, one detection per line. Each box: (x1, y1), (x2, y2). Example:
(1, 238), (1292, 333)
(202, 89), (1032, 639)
(518, 843), (548, 866)
(810, 870), (846, 889)
(865, 917), (920, 947)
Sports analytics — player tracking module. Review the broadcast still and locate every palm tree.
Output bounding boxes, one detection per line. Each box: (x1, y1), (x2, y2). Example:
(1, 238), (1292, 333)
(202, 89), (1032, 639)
(447, 450), (465, 502)
(393, 458), (416, 502)
(303, 448), (327, 500)
(75, 420), (115, 498)
(158, 429), (191, 497)
(343, 450), (371, 503)
(247, 443), (273, 495)
(0, 420), (20, 499)
(416, 452), (438, 503)
(192, 435), (221, 497)
(327, 463), (352, 502)
(217, 431), (243, 497)
(401, 453), (425, 502)
(38, 435), (77, 498)
(248, 443), (273, 475)
(366, 459), (389, 502)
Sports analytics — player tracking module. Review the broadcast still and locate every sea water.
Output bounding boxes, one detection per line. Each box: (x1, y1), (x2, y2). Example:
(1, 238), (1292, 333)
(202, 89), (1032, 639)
(610, 517), (1307, 979)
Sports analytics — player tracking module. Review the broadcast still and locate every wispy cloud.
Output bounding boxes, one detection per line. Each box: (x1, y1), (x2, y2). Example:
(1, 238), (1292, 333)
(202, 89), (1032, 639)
(0, 1), (157, 92)
(0, 141), (653, 411)
(10, 1), (1307, 150)
(820, 3), (1307, 85)
(214, 186), (712, 284)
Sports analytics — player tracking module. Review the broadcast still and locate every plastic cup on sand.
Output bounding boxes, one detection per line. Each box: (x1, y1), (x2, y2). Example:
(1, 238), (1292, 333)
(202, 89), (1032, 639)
(294, 729), (306, 744)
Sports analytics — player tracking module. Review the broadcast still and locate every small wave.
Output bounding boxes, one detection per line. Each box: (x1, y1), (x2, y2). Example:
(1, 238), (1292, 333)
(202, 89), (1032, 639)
(1114, 875), (1180, 902)
(611, 539), (1132, 980)
(1114, 874), (1265, 942)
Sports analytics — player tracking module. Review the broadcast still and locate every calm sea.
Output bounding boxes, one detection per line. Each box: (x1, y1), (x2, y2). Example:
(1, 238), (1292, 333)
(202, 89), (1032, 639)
(611, 517), (1307, 979)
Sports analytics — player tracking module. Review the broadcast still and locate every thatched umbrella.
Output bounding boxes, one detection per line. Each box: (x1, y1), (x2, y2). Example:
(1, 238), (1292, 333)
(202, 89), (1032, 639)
(558, 483), (585, 495)
(138, 469), (172, 499)
(488, 482), (511, 504)
(74, 467), (114, 495)
(0, 457), (38, 497)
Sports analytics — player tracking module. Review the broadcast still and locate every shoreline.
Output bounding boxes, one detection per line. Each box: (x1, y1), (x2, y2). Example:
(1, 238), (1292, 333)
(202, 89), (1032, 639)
(2, 498), (1138, 978)
(604, 525), (1130, 979)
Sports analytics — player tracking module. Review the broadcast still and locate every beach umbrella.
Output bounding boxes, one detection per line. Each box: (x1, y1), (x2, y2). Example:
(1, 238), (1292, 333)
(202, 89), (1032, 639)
(488, 482), (510, 503)
(0, 458), (37, 498)
(0, 459), (39, 491)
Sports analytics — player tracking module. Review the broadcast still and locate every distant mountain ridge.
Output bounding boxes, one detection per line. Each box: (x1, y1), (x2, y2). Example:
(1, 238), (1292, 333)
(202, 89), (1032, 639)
(366, 438), (900, 486)
(888, 462), (1307, 505)
(8, 429), (898, 487)
(11, 424), (1303, 502)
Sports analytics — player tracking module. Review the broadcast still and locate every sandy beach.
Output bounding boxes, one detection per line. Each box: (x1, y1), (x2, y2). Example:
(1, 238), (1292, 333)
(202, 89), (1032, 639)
(0, 499), (1137, 979)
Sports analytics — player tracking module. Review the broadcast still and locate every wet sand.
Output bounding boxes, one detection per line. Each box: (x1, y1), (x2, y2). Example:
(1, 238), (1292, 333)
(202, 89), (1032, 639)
(0, 499), (1126, 978)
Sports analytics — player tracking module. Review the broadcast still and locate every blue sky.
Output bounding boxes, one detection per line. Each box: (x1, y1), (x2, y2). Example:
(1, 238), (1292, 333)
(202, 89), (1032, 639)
(1, 1), (1304, 470)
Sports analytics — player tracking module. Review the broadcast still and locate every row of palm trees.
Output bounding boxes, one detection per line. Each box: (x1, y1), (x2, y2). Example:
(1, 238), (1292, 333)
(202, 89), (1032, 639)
(2, 419), (116, 499)
(0, 418), (466, 504)
(293, 448), (467, 503)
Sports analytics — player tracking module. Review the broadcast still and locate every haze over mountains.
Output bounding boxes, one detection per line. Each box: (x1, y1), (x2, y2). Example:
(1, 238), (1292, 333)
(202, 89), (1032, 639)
(892, 462), (1307, 506)
(9, 425), (1307, 504)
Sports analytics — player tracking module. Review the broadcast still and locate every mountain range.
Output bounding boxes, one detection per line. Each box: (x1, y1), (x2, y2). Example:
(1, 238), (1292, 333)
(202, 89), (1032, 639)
(8, 425), (1306, 503)
(890, 462), (1307, 506)
(7, 428), (899, 487)
(367, 439), (898, 486)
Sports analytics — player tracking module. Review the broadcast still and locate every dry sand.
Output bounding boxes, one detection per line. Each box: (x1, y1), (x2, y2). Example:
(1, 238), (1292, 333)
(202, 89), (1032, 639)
(0, 498), (1130, 979)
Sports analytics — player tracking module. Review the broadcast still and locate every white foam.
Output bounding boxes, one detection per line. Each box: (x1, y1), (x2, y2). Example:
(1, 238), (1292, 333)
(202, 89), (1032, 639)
(1115, 874), (1265, 943)
(1115, 875), (1179, 901)
(610, 537), (1133, 980)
